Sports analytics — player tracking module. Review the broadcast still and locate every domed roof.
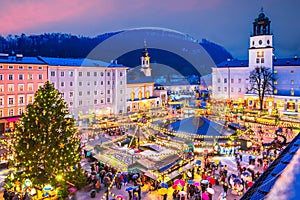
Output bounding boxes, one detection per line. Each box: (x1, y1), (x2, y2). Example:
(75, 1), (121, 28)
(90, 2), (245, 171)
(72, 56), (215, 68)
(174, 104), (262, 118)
(86, 27), (233, 77)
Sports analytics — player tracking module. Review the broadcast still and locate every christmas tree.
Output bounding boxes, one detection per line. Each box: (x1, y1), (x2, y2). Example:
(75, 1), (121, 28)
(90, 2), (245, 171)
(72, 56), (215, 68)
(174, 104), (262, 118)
(9, 81), (86, 198)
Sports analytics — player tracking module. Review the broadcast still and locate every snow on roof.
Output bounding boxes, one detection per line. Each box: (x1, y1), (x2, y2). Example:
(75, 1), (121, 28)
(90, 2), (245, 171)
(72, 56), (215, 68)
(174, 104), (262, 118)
(0, 56), (46, 65)
(39, 56), (110, 67)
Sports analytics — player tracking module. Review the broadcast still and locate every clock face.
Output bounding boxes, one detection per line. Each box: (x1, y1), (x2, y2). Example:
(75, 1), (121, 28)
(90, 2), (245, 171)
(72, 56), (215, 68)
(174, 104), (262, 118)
(259, 40), (263, 45)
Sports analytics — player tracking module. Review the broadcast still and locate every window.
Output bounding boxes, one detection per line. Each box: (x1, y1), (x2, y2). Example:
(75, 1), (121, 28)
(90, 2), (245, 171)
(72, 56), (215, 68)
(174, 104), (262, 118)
(38, 74), (43, 80)
(28, 74), (33, 80)
(38, 83), (43, 88)
(224, 78), (227, 84)
(18, 74), (23, 80)
(87, 82), (90, 86)
(107, 72), (110, 76)
(8, 84), (14, 92)
(231, 78), (234, 84)
(261, 58), (264, 63)
(218, 87), (221, 92)
(291, 88), (295, 96)
(9, 109), (14, 116)
(79, 82), (82, 86)
(94, 72), (97, 76)
(238, 88), (242, 92)
(19, 96), (24, 104)
(94, 99), (97, 104)
(274, 70), (277, 74)
(28, 84), (33, 91)
(94, 91), (97, 95)
(100, 81), (103, 85)
(107, 98), (110, 103)
(107, 90), (110, 94)
(256, 58), (260, 63)
(69, 71), (73, 77)
(79, 91), (82, 96)
(274, 80), (278, 85)
(120, 72), (123, 76)
(79, 72), (82, 76)
(8, 66), (14, 69)
(94, 81), (97, 86)
(18, 84), (24, 91)
(231, 87), (234, 92)
(274, 89), (278, 94)
(224, 87), (227, 92)
(107, 81), (110, 85)
(28, 66), (33, 70)
(61, 71), (64, 77)
(0, 85), (4, 92)
(87, 72), (90, 76)
(18, 66), (23, 69)
(0, 110), (2, 117)
(61, 93), (64, 98)
(120, 90), (123, 94)
(100, 99), (104, 103)
(120, 81), (122, 85)
(70, 82), (73, 86)
(291, 80), (294, 85)
(8, 97), (14, 105)
(0, 66), (2, 69)
(51, 71), (55, 76)
(61, 82), (65, 87)
(217, 78), (220, 83)
(87, 91), (90, 95)
(8, 74), (13, 80)
(79, 100), (82, 105)
(18, 108), (23, 115)
(0, 74), (3, 80)
(100, 72), (104, 76)
(28, 96), (33, 104)
(238, 78), (242, 84)
(38, 66), (43, 70)
(0, 98), (3, 106)
(70, 92), (74, 97)
(70, 102), (73, 106)
(257, 51), (264, 57)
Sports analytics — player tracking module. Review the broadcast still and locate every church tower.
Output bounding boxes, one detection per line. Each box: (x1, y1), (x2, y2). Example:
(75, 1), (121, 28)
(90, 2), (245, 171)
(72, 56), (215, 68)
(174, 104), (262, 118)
(140, 41), (152, 77)
(248, 9), (273, 71)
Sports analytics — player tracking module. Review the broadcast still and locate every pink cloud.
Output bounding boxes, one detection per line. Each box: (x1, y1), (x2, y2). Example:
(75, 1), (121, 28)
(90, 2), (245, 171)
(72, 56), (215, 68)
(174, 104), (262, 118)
(0, 0), (110, 35)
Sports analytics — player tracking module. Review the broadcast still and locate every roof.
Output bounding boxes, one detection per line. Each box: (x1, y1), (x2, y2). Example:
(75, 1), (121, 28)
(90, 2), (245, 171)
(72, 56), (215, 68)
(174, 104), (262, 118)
(273, 57), (300, 66)
(169, 116), (234, 136)
(240, 132), (300, 200)
(127, 76), (154, 84)
(0, 56), (46, 65)
(38, 56), (110, 67)
(216, 59), (248, 68)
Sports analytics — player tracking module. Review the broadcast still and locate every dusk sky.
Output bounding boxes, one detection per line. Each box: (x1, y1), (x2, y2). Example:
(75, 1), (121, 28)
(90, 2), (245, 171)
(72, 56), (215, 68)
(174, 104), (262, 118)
(1, 0), (300, 59)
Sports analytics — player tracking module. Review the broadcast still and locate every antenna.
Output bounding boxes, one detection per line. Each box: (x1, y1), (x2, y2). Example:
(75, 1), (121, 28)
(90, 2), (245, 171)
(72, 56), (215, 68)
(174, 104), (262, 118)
(260, 7), (264, 13)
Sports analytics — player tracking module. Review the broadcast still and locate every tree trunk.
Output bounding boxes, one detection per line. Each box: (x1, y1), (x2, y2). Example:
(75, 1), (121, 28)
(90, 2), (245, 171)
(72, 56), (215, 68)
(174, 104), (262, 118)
(260, 98), (264, 111)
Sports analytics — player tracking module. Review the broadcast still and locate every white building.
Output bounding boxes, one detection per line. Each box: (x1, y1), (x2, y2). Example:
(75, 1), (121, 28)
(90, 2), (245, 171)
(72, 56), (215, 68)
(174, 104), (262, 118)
(41, 57), (128, 120)
(126, 43), (166, 112)
(212, 11), (300, 113)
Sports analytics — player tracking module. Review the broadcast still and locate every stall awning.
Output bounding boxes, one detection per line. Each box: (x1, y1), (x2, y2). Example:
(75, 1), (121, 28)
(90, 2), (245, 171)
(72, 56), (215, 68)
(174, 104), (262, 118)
(144, 171), (159, 180)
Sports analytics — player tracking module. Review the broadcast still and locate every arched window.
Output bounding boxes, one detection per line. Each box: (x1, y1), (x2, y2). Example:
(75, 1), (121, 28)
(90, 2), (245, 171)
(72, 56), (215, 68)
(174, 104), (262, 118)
(138, 91), (142, 100)
(146, 90), (150, 99)
(131, 92), (135, 101)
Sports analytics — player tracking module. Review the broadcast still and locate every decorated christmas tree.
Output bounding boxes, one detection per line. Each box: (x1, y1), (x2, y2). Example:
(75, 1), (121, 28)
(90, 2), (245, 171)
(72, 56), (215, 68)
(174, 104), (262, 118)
(8, 81), (86, 198)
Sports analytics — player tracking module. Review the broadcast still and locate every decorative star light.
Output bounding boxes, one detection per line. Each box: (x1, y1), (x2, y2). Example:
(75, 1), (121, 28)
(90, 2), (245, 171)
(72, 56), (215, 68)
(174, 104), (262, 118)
(59, 143), (65, 149)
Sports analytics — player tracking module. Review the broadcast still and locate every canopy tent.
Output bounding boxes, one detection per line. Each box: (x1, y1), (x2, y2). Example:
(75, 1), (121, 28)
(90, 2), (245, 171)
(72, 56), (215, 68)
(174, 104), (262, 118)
(169, 116), (234, 136)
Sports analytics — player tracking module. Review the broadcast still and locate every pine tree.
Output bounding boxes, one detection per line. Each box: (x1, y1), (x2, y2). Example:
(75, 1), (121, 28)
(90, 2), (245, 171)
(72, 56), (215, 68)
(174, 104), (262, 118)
(10, 81), (85, 197)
